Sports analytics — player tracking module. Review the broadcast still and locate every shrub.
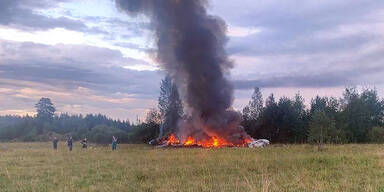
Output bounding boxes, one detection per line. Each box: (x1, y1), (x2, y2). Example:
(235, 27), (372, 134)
(127, 123), (159, 143)
(368, 126), (384, 143)
(88, 125), (127, 144)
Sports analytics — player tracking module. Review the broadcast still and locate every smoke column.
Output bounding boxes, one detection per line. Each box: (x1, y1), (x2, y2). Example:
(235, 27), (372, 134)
(116, 0), (251, 143)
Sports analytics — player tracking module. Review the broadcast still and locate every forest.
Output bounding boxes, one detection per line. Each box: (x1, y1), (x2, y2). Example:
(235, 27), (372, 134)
(0, 77), (383, 144)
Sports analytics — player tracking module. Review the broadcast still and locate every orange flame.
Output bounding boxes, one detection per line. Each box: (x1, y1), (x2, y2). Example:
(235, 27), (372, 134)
(166, 134), (180, 145)
(164, 134), (251, 148)
(212, 137), (219, 147)
(184, 136), (195, 146)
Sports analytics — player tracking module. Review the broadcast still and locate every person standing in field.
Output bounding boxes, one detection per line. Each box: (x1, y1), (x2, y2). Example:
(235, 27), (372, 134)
(112, 136), (117, 151)
(67, 136), (73, 151)
(53, 137), (58, 150)
(81, 138), (87, 149)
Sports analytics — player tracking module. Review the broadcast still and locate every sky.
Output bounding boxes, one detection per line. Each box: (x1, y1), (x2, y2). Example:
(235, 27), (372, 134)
(0, 0), (384, 121)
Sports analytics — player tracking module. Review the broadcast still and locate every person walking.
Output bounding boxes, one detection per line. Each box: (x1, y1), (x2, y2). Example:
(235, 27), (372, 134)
(112, 136), (117, 151)
(67, 136), (73, 151)
(81, 138), (88, 149)
(52, 137), (58, 150)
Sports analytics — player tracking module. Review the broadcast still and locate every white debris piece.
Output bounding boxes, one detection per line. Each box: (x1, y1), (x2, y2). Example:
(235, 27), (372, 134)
(248, 139), (270, 148)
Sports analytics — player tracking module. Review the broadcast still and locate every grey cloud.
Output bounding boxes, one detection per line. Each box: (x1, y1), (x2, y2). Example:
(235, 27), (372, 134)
(0, 0), (89, 31)
(0, 41), (147, 67)
(228, 31), (378, 56)
(0, 0), (124, 36)
(0, 63), (162, 97)
(0, 40), (163, 98)
(80, 17), (149, 37)
(208, 0), (384, 91)
(210, 0), (384, 56)
(113, 42), (155, 53)
(213, 0), (384, 29)
(83, 17), (151, 30)
(233, 66), (384, 90)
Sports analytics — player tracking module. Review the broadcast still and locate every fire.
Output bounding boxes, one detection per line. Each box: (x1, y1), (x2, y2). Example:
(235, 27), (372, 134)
(184, 136), (195, 146)
(164, 134), (250, 148)
(197, 137), (227, 148)
(212, 137), (219, 147)
(167, 134), (180, 145)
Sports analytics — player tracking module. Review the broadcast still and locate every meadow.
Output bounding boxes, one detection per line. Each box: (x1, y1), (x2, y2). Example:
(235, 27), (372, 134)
(0, 143), (384, 192)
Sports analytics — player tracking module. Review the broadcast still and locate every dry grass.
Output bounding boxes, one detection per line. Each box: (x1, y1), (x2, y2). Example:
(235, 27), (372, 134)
(1, 143), (384, 192)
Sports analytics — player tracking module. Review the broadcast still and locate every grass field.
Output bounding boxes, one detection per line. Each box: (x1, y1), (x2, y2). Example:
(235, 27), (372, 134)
(1, 143), (384, 192)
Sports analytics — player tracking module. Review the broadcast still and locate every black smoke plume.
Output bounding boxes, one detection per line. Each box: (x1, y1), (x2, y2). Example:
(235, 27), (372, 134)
(116, 0), (251, 143)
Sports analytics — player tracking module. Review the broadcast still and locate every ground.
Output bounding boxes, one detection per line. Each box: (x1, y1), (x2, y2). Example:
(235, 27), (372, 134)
(0, 143), (384, 192)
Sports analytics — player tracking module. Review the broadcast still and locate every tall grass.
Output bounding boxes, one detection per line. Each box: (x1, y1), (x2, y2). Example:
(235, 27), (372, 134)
(0, 143), (383, 192)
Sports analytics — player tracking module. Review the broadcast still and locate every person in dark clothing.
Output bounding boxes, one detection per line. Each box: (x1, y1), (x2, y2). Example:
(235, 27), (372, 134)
(67, 136), (73, 151)
(112, 136), (117, 151)
(53, 137), (58, 150)
(81, 138), (87, 149)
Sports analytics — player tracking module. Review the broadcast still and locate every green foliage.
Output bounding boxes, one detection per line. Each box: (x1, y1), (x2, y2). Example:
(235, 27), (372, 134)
(35, 98), (56, 121)
(88, 125), (128, 144)
(0, 117), (38, 141)
(242, 87), (263, 121)
(145, 108), (161, 124)
(310, 96), (340, 118)
(242, 87), (383, 144)
(368, 126), (384, 143)
(339, 87), (384, 142)
(123, 109), (162, 144)
(128, 123), (160, 143)
(158, 75), (183, 138)
(0, 113), (132, 143)
(308, 110), (344, 144)
(243, 92), (309, 143)
(1, 86), (384, 145)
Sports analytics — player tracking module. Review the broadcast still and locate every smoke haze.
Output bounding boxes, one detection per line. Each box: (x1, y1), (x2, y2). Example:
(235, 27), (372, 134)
(116, 0), (251, 143)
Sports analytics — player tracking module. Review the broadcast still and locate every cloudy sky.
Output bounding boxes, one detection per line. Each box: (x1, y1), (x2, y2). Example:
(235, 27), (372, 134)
(0, 0), (383, 121)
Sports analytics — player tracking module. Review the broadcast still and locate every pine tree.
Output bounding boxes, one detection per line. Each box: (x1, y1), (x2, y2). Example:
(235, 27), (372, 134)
(308, 110), (336, 147)
(158, 75), (183, 138)
(35, 98), (55, 121)
(243, 87), (263, 120)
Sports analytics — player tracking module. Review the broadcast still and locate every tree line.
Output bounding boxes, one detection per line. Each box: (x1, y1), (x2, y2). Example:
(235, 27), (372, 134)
(0, 95), (167, 144)
(1, 78), (383, 144)
(0, 98), (139, 143)
(133, 79), (384, 144)
(242, 87), (384, 144)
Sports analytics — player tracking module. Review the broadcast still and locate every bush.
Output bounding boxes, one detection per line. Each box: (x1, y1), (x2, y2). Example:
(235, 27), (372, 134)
(308, 110), (346, 144)
(88, 125), (127, 144)
(368, 126), (384, 143)
(127, 123), (159, 143)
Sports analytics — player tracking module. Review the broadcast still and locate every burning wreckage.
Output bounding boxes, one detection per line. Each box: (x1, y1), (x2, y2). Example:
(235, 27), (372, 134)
(117, 0), (269, 148)
(149, 134), (270, 148)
